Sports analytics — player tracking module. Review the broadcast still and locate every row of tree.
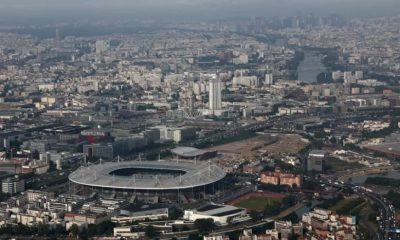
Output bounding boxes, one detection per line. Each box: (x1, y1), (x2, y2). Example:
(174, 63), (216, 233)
(0, 223), (67, 237)
(0, 220), (117, 240)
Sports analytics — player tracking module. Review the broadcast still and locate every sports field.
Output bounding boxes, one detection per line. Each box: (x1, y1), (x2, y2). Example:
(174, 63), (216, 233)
(234, 196), (280, 211)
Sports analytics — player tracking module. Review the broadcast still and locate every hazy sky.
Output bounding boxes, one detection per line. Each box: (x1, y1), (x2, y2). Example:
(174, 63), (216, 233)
(0, 0), (399, 25)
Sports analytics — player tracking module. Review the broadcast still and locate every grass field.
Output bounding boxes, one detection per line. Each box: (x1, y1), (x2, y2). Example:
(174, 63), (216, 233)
(356, 202), (379, 239)
(325, 157), (364, 172)
(329, 197), (366, 215)
(234, 197), (280, 211)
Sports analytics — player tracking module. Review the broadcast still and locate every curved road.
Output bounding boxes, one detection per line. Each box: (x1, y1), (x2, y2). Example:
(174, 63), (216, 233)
(321, 179), (397, 240)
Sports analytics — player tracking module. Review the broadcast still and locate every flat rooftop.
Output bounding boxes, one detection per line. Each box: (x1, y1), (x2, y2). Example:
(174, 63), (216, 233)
(195, 204), (244, 217)
(363, 142), (400, 156)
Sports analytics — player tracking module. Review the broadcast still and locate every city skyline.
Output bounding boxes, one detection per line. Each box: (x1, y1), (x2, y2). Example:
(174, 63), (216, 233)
(0, 0), (399, 25)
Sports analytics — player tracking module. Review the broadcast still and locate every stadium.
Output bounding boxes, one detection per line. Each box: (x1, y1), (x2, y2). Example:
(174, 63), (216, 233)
(68, 160), (226, 203)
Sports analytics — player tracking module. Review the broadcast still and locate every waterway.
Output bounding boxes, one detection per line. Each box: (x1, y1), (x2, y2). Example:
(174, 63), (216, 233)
(297, 51), (327, 83)
(295, 199), (322, 217)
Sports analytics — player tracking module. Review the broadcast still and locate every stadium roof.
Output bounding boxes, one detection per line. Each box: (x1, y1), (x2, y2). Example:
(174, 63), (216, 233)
(69, 160), (225, 191)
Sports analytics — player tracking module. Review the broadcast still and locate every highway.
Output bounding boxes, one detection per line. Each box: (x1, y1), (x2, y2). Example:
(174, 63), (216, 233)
(366, 192), (398, 240)
(320, 178), (398, 240)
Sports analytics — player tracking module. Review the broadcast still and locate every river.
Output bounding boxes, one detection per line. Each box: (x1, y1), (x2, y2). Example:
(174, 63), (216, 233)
(297, 51), (327, 83)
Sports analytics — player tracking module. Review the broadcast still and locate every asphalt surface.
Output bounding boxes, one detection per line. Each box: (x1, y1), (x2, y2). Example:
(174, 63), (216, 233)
(320, 178), (398, 240)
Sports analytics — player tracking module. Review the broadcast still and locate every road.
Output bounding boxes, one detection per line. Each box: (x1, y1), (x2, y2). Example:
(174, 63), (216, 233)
(320, 179), (397, 240)
(365, 192), (397, 240)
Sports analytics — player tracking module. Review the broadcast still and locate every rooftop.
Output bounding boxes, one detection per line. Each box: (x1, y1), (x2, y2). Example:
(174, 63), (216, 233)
(195, 204), (245, 217)
(170, 146), (211, 158)
(69, 160), (226, 191)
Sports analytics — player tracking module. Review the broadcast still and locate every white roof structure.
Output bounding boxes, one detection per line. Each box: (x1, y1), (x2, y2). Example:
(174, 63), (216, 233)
(170, 147), (211, 158)
(69, 160), (225, 191)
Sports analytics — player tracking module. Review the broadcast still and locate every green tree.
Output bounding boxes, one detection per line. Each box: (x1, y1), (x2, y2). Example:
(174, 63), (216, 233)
(249, 210), (259, 222)
(144, 225), (159, 239)
(69, 224), (79, 238)
(37, 223), (49, 236)
(87, 224), (98, 237)
(169, 206), (184, 220)
(194, 218), (215, 235)
(282, 195), (296, 207)
(0, 193), (10, 202)
(96, 220), (116, 235)
(79, 229), (89, 240)
(188, 233), (202, 240)
(263, 204), (281, 217)
(53, 224), (67, 236)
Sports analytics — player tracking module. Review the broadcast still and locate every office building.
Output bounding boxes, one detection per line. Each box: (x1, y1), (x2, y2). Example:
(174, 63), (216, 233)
(2, 176), (25, 194)
(265, 73), (274, 85)
(95, 40), (110, 54)
(307, 150), (326, 172)
(355, 71), (363, 80)
(209, 77), (222, 112)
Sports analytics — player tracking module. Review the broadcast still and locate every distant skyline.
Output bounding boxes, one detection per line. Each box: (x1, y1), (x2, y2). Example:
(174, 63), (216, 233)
(0, 0), (399, 25)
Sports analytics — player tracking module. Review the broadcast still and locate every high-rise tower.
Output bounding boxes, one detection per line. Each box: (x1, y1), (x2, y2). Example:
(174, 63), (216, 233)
(209, 76), (222, 113)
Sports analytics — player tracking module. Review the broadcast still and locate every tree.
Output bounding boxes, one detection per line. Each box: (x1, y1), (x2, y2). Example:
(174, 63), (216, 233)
(289, 234), (300, 240)
(249, 210), (259, 222)
(144, 225), (159, 239)
(193, 218), (215, 235)
(78, 229), (89, 240)
(226, 230), (242, 240)
(53, 224), (67, 236)
(0, 193), (10, 202)
(37, 223), (49, 236)
(69, 224), (79, 238)
(96, 220), (116, 236)
(282, 212), (299, 223)
(316, 72), (333, 84)
(263, 204), (281, 217)
(282, 195), (296, 207)
(188, 233), (202, 240)
(87, 224), (98, 237)
(169, 206), (184, 220)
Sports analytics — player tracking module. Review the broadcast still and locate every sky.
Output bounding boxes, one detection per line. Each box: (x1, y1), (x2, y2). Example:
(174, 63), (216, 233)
(0, 0), (399, 25)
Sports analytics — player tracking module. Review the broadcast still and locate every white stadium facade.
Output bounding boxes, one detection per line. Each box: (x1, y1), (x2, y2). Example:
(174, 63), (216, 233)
(68, 160), (226, 203)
